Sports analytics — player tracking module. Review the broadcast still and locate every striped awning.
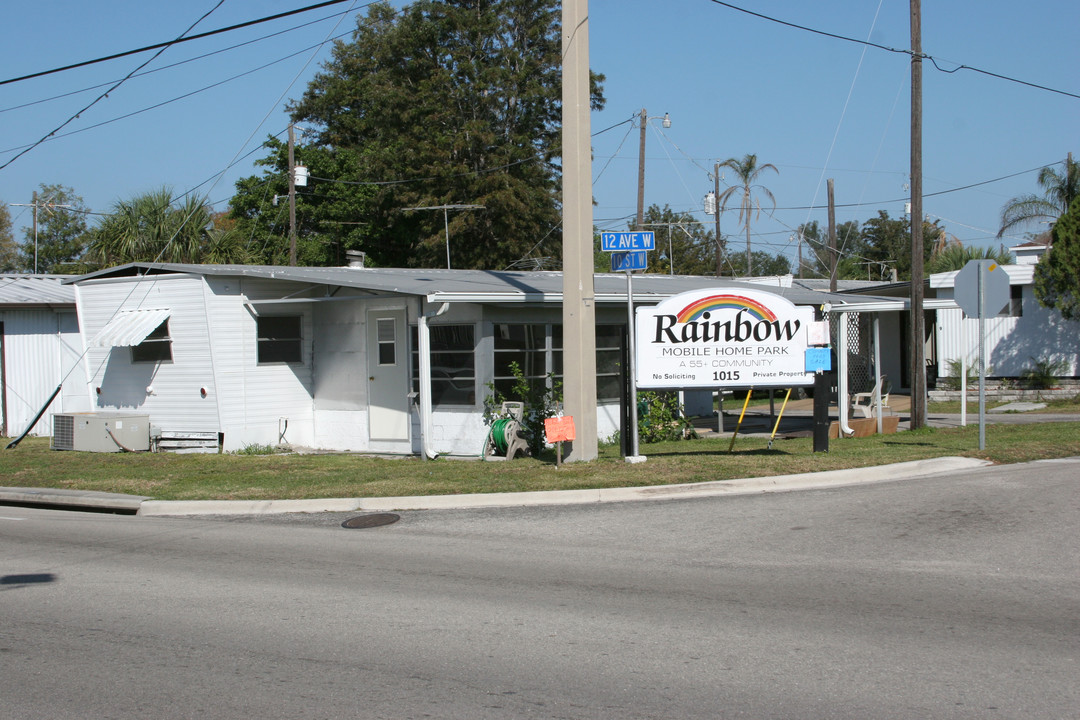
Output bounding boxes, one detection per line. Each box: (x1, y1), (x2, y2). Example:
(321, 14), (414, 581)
(92, 308), (171, 347)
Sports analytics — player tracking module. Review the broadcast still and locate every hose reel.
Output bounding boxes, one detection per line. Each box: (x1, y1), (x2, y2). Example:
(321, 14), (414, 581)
(485, 402), (529, 460)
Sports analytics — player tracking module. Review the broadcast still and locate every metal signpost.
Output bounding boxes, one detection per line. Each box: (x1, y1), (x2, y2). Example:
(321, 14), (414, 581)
(953, 259), (1011, 450)
(603, 232), (654, 462)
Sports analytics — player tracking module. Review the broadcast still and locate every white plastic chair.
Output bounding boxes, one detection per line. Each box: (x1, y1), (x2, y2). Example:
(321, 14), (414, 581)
(851, 376), (889, 418)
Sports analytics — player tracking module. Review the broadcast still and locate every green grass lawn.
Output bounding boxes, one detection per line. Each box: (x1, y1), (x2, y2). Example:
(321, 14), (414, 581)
(3, 420), (1079, 502)
(927, 393), (1080, 415)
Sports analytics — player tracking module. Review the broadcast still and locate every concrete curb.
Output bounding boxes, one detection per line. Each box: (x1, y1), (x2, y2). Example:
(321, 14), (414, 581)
(0, 487), (149, 512)
(134, 456), (992, 516)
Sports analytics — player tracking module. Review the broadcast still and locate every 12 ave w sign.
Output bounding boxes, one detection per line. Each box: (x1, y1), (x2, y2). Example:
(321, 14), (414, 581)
(635, 287), (816, 388)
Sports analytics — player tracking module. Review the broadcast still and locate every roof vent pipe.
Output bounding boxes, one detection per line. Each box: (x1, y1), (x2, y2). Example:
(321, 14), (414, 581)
(345, 250), (366, 268)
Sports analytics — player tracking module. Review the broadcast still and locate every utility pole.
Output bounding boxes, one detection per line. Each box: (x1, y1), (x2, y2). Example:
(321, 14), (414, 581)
(11, 190), (70, 274)
(827, 179), (838, 292)
(909, 0), (927, 429)
(561, 0), (597, 461)
(714, 162), (722, 276)
(31, 190), (38, 274)
(636, 108), (647, 231)
(288, 123), (297, 266)
(635, 109), (670, 231)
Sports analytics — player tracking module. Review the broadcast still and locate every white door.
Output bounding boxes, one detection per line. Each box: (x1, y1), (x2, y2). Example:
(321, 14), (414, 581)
(367, 310), (410, 441)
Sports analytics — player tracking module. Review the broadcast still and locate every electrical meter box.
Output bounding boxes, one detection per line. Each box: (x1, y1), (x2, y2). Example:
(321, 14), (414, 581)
(52, 412), (151, 452)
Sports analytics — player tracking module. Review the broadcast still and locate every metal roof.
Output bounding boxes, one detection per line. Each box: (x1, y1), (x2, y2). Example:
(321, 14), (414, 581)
(70, 263), (903, 310)
(92, 308), (171, 347)
(0, 274), (76, 307)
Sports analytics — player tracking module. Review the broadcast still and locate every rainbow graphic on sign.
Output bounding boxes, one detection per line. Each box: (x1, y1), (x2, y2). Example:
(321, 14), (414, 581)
(676, 294), (778, 324)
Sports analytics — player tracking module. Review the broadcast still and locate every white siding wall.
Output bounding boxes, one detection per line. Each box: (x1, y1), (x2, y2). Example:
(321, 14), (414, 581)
(936, 286), (1080, 377)
(76, 275), (220, 434)
(1, 308), (90, 437)
(205, 276), (316, 450)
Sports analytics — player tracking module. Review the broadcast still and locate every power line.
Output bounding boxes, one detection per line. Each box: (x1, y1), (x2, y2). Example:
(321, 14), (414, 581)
(0, 8), (359, 116)
(0, 39), (345, 156)
(706, 0), (1080, 100)
(0, 2), (229, 172)
(0, 0), (364, 87)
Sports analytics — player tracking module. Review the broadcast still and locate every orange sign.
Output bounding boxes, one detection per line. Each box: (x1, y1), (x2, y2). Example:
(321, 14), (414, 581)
(544, 416), (576, 443)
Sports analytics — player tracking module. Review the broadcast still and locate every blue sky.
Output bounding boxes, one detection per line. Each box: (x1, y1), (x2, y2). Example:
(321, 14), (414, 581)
(2, 0), (1077, 274)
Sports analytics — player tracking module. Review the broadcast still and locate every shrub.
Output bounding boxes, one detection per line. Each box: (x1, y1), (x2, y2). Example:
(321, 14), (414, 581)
(939, 358), (984, 391)
(234, 443), (280, 456)
(1019, 356), (1068, 390)
(637, 391), (698, 443)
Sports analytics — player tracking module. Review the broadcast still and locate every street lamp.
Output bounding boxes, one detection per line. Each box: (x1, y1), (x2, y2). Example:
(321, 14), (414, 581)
(636, 109), (671, 230)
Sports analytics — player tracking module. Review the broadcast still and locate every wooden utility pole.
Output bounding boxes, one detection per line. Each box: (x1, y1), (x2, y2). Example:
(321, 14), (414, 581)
(636, 108), (647, 231)
(714, 162), (722, 276)
(288, 123), (297, 266)
(827, 179), (838, 293)
(909, 0), (927, 429)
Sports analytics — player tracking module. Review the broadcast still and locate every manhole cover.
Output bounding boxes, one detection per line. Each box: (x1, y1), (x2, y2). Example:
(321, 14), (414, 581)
(341, 513), (400, 529)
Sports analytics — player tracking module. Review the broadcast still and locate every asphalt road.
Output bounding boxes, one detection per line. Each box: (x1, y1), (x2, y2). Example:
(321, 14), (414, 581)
(3, 459), (1078, 719)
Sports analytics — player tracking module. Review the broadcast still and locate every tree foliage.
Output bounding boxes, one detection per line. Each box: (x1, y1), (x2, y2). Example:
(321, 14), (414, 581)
(89, 188), (250, 266)
(998, 153), (1079, 238)
(0, 202), (17, 272)
(796, 220), (860, 279)
(1034, 195), (1080, 321)
(723, 250), (791, 277)
(19, 184), (90, 273)
(926, 239), (1011, 274)
(628, 204), (717, 275)
(229, 138), (374, 266)
(236, 0), (604, 270)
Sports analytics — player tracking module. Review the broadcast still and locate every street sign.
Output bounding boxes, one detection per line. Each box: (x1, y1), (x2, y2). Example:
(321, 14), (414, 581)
(954, 259), (1010, 318)
(953, 258), (1011, 452)
(601, 231), (655, 252)
(610, 251), (648, 272)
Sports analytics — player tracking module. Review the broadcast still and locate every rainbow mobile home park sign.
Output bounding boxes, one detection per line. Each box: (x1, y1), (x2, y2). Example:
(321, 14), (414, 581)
(635, 287), (816, 389)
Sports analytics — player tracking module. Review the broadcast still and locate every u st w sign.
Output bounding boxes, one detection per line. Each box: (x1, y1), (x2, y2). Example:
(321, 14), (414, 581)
(635, 287), (816, 388)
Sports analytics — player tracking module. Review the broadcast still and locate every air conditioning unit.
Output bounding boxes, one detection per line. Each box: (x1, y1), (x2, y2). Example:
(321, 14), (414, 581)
(52, 413), (151, 452)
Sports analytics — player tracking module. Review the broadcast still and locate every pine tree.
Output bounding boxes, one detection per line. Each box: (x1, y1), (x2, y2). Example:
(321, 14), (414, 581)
(256, 0), (605, 269)
(1034, 195), (1080, 321)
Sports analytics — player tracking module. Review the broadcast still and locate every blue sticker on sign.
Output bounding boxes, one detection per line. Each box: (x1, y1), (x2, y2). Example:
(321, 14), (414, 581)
(804, 347), (832, 372)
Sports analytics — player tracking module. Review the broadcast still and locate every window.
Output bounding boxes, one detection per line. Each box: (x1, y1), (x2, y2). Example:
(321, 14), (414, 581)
(1009, 285), (1023, 317)
(257, 316), (302, 363)
(493, 324), (562, 399)
(377, 318), (397, 365)
(411, 324), (476, 407)
(595, 325), (625, 402)
(493, 323), (625, 403)
(131, 320), (172, 363)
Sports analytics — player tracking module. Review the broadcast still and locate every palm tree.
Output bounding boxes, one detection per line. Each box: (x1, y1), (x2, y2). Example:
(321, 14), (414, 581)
(926, 240), (1011, 274)
(716, 153), (778, 276)
(998, 152), (1079, 238)
(89, 188), (248, 266)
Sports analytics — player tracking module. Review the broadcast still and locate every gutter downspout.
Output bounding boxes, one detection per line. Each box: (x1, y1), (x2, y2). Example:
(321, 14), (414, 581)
(417, 300), (449, 460)
(837, 312), (854, 437)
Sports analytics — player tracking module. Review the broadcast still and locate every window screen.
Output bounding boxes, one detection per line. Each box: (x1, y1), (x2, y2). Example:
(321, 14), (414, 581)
(131, 320), (173, 363)
(410, 324), (476, 407)
(257, 316), (302, 363)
